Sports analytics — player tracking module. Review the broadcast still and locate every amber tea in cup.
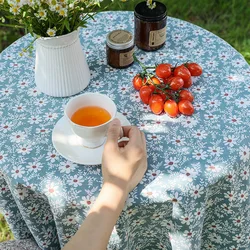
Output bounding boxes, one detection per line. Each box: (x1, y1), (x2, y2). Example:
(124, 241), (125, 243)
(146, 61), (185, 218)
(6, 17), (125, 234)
(71, 106), (111, 127)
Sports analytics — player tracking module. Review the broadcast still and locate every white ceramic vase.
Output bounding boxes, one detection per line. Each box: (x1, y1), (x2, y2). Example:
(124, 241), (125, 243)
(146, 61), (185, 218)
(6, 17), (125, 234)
(35, 30), (90, 97)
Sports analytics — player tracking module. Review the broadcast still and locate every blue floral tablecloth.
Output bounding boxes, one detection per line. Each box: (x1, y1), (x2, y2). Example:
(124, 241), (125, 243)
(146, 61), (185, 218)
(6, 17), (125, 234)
(1, 11), (250, 250)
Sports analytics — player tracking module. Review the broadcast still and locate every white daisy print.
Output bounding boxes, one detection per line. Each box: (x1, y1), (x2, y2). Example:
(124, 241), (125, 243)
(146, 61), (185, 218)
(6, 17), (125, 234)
(193, 149), (208, 160)
(59, 161), (77, 174)
(67, 175), (84, 187)
(17, 145), (32, 155)
(239, 146), (250, 162)
(10, 131), (27, 143)
(11, 166), (25, 179)
(27, 162), (42, 172)
(28, 116), (42, 125)
(0, 151), (7, 164)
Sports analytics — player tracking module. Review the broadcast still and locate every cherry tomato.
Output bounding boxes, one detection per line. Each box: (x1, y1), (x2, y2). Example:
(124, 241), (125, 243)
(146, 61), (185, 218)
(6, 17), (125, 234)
(169, 76), (184, 91)
(187, 63), (202, 76)
(178, 100), (194, 116)
(183, 77), (192, 88)
(132, 74), (143, 91)
(149, 76), (161, 85)
(163, 76), (174, 84)
(149, 94), (164, 114)
(148, 84), (156, 91)
(155, 88), (167, 101)
(139, 86), (153, 104)
(179, 89), (194, 102)
(156, 63), (172, 79)
(164, 99), (179, 118)
(174, 65), (191, 82)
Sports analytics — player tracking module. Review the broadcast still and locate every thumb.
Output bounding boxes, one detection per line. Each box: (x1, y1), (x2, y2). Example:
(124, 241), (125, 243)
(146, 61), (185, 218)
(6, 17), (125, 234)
(106, 118), (121, 146)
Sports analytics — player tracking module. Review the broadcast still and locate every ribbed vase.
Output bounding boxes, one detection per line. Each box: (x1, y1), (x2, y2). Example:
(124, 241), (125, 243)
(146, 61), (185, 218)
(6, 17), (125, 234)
(35, 30), (90, 97)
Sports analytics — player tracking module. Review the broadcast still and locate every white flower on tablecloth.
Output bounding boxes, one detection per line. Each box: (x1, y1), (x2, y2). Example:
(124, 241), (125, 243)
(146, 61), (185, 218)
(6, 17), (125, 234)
(224, 191), (235, 201)
(229, 246), (239, 250)
(17, 144), (32, 155)
(221, 90), (233, 100)
(27, 162), (42, 172)
(233, 234), (243, 243)
(240, 169), (249, 180)
(62, 233), (73, 241)
(14, 103), (26, 113)
(142, 230), (157, 238)
(161, 220), (174, 230)
(125, 197), (134, 207)
(28, 115), (42, 125)
(0, 151), (7, 164)
(16, 187), (28, 200)
(192, 149), (208, 160)
(165, 157), (180, 170)
(126, 208), (137, 217)
(67, 175), (84, 187)
(19, 80), (29, 88)
(180, 215), (192, 225)
(118, 85), (130, 95)
(204, 113), (218, 120)
(208, 233), (222, 244)
(120, 109), (132, 118)
(131, 219), (145, 227)
(235, 98), (250, 108)
(27, 88), (40, 97)
(171, 136), (185, 146)
(239, 190), (248, 202)
(219, 51), (230, 61)
(151, 211), (165, 220)
(44, 112), (58, 121)
(193, 101), (205, 111)
(192, 85), (206, 94)
(223, 135), (238, 147)
(2, 54), (13, 60)
(35, 98), (48, 106)
(42, 213), (53, 225)
(205, 60), (219, 69)
(4, 210), (13, 218)
(146, 169), (161, 180)
(233, 216), (244, 226)
(81, 196), (96, 207)
(220, 203), (232, 214)
(11, 166), (25, 179)
(206, 99), (221, 108)
(46, 150), (59, 162)
(92, 36), (105, 44)
(147, 133), (162, 141)
(28, 204), (39, 214)
(0, 122), (13, 133)
(10, 131), (27, 143)
(183, 230), (193, 238)
(35, 128), (49, 134)
(138, 103), (151, 113)
(9, 62), (19, 68)
(62, 215), (77, 226)
(193, 130), (207, 139)
(239, 146), (250, 163)
(0, 184), (9, 194)
(59, 161), (76, 174)
(130, 91), (140, 103)
(228, 116), (242, 125)
(45, 182), (60, 197)
(183, 39), (197, 48)
(189, 185), (204, 198)
(194, 207), (202, 217)
(170, 191), (182, 203)
(232, 59), (245, 67)
(0, 88), (14, 96)
(182, 117), (198, 128)
(208, 146), (224, 157)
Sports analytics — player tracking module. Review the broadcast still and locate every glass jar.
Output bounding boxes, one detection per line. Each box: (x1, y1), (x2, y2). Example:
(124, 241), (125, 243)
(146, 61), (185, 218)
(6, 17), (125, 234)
(134, 1), (167, 51)
(106, 30), (134, 69)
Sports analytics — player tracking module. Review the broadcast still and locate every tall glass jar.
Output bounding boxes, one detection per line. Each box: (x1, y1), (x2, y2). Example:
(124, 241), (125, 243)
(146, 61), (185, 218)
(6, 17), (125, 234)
(134, 1), (167, 51)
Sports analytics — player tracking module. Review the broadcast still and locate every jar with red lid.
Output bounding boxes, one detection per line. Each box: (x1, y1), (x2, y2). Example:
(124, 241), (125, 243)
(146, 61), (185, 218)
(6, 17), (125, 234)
(134, 1), (167, 51)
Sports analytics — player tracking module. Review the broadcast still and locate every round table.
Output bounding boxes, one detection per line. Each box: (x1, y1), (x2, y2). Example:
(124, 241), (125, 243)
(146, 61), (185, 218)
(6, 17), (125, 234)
(1, 11), (250, 250)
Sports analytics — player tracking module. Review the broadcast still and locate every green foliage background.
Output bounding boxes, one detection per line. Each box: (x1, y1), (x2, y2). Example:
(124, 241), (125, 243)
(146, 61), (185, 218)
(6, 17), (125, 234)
(0, 0), (249, 243)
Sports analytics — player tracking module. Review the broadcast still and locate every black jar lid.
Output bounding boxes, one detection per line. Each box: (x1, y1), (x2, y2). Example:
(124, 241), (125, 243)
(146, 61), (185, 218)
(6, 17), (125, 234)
(134, 1), (167, 22)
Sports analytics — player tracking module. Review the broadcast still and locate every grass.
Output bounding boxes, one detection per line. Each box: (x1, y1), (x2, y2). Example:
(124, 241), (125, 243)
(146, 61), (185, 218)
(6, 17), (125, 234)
(0, 214), (14, 242)
(0, 0), (249, 243)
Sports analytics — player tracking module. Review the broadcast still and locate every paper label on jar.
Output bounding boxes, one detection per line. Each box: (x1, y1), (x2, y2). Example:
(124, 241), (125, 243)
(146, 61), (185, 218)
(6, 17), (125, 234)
(149, 27), (166, 47)
(119, 48), (134, 67)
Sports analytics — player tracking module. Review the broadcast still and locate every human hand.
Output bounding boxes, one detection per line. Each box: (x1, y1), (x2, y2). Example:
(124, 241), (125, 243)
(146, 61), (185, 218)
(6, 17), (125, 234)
(102, 118), (147, 193)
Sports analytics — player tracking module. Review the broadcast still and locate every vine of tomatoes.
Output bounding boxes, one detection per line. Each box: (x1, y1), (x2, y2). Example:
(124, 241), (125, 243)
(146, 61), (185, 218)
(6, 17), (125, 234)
(132, 55), (202, 117)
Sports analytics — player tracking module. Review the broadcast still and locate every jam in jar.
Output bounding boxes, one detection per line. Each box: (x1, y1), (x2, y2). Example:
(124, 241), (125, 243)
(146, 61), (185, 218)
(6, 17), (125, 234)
(134, 1), (167, 51)
(106, 30), (134, 69)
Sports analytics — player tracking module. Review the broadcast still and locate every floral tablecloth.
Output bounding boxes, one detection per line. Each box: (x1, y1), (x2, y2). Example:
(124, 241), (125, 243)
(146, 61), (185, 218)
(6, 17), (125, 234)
(1, 11), (250, 250)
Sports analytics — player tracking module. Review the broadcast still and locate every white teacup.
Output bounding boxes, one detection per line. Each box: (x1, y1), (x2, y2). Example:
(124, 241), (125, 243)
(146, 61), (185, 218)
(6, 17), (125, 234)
(64, 93), (117, 148)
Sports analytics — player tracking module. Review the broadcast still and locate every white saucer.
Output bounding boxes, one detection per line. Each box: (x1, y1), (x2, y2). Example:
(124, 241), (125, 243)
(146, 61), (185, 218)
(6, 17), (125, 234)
(52, 113), (131, 165)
